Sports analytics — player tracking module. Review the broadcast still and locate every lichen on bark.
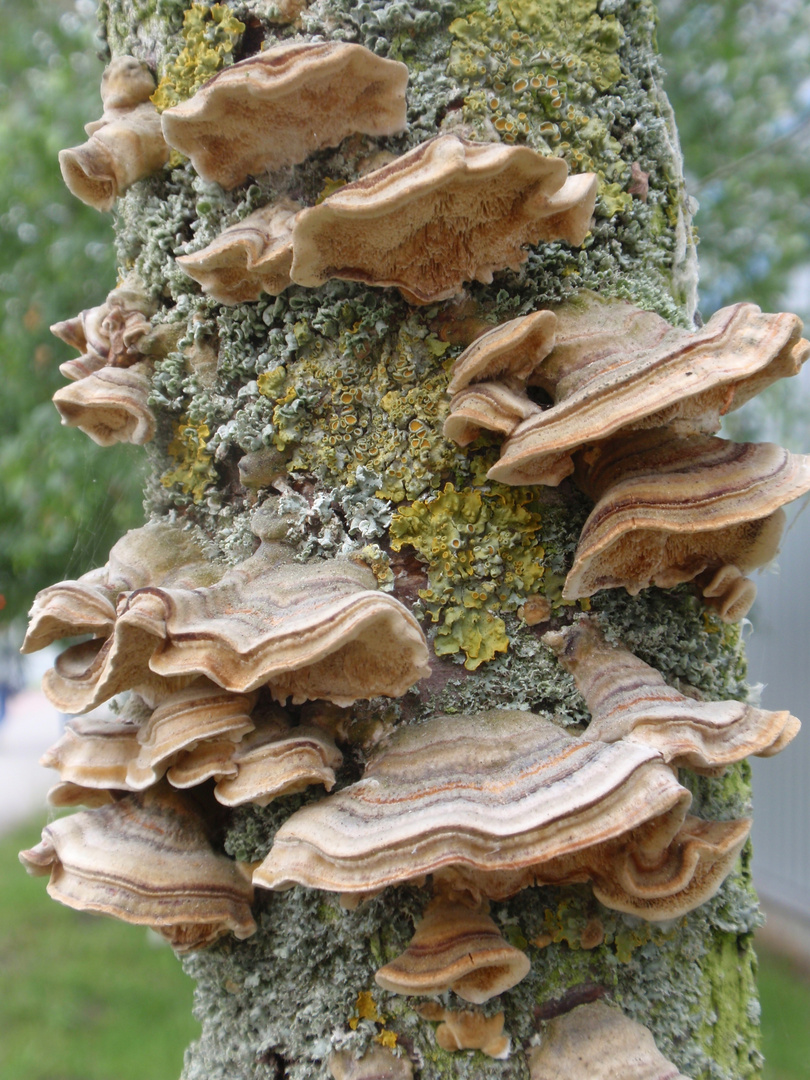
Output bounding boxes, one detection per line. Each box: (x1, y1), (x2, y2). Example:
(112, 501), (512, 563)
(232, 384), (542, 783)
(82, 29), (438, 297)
(88, 0), (764, 1077)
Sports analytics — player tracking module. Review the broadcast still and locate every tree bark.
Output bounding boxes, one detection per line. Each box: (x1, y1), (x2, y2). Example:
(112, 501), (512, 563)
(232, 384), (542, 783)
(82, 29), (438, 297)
(88, 1), (762, 1077)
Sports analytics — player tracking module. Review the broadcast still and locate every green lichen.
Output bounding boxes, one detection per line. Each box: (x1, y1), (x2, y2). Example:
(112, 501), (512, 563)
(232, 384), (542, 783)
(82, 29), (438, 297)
(150, 3), (245, 112)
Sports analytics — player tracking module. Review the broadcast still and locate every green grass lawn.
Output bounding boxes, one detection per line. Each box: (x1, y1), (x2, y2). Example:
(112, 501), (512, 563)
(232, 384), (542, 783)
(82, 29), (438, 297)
(2, 814), (809, 1079)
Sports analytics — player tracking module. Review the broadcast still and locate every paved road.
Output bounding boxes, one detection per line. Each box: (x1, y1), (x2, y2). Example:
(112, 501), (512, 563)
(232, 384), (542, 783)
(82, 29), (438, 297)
(0, 688), (63, 834)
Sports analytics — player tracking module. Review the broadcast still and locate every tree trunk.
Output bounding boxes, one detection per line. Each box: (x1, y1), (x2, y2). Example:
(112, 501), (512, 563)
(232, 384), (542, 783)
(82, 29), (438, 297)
(62, 1), (767, 1076)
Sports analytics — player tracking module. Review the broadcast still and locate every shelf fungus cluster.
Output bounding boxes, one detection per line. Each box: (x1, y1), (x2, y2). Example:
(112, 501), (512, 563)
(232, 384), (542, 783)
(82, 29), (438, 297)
(20, 514), (429, 947)
(30, 19), (810, 1079)
(59, 56), (169, 212)
(444, 293), (810, 618)
(49, 277), (158, 446)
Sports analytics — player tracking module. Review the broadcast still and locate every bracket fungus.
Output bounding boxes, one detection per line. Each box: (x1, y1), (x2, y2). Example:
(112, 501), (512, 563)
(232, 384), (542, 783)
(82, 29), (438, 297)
(126, 681), (257, 790)
(52, 363), (156, 446)
(41, 712), (142, 801)
(543, 617), (799, 771)
(374, 894), (531, 1003)
(23, 521), (429, 714)
(289, 134), (597, 304)
(416, 1003), (511, 1059)
(50, 279), (158, 444)
(176, 199), (299, 303)
(255, 709), (749, 919)
(212, 715), (343, 806)
(563, 431), (810, 609)
(446, 310), (558, 396)
(50, 277), (157, 380)
(160, 42), (408, 188)
(486, 296), (808, 486)
(19, 784), (256, 951)
(59, 56), (169, 211)
(528, 1001), (692, 1079)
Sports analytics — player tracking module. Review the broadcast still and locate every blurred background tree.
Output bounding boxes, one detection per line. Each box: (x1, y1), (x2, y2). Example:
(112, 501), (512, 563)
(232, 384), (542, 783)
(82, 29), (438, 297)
(1, 0), (809, 619)
(658, 0), (810, 448)
(0, 0), (144, 624)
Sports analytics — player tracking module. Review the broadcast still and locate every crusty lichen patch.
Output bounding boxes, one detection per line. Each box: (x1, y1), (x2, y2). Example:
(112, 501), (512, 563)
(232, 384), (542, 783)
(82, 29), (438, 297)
(389, 482), (545, 668)
(150, 3), (245, 112)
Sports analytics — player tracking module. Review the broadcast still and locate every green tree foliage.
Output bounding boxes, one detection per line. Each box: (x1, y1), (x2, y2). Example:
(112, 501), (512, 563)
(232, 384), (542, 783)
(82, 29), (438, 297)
(0, 0), (145, 623)
(658, 0), (810, 449)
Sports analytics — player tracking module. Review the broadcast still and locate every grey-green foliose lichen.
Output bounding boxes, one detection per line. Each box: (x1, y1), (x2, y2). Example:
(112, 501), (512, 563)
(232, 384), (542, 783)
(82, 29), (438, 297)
(88, 0), (763, 1076)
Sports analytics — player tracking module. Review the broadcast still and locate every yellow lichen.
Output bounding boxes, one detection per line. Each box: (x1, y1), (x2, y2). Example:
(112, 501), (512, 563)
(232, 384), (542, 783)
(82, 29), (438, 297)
(256, 324), (464, 500)
(356, 545), (395, 590)
(151, 3), (245, 112)
(389, 483), (545, 669)
(447, 0), (630, 200)
(161, 416), (218, 502)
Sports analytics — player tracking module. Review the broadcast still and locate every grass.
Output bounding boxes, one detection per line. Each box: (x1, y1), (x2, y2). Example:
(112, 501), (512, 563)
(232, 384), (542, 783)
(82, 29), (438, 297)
(2, 814), (809, 1079)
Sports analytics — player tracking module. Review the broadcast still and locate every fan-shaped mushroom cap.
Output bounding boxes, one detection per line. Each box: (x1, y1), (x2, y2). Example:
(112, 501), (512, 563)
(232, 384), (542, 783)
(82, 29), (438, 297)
(255, 709), (748, 918)
(24, 523), (223, 712)
(447, 309), (558, 395)
(28, 526), (429, 714)
(375, 895), (530, 1003)
(443, 380), (541, 446)
(23, 576), (117, 655)
(41, 713), (142, 792)
(417, 1003), (511, 1059)
(59, 57), (169, 211)
(290, 135), (597, 304)
(114, 542), (430, 707)
(126, 681), (257, 789)
(489, 297), (809, 486)
(698, 564), (758, 623)
(543, 618), (800, 770)
(213, 717), (343, 806)
(51, 276), (156, 379)
(160, 43), (408, 189)
(563, 431), (810, 603)
(176, 199), (299, 303)
(52, 362), (155, 446)
(329, 1046), (413, 1080)
(19, 785), (256, 951)
(529, 1001), (692, 1079)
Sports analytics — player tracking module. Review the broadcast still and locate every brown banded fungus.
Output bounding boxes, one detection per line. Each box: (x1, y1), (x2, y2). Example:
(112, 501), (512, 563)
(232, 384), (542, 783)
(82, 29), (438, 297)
(374, 894), (531, 1003)
(50, 277), (157, 380)
(23, 522), (429, 714)
(446, 310), (558, 396)
(59, 56), (169, 211)
(126, 681), (257, 789)
(543, 617), (799, 771)
(415, 1003), (511, 1059)
(176, 199), (299, 303)
(41, 711), (142, 801)
(160, 43), (408, 189)
(19, 784), (256, 950)
(255, 709), (749, 919)
(52, 363), (155, 446)
(289, 135), (597, 304)
(487, 295), (809, 486)
(563, 430), (810, 610)
(212, 716), (343, 806)
(528, 1000), (692, 1079)
(443, 381), (542, 447)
